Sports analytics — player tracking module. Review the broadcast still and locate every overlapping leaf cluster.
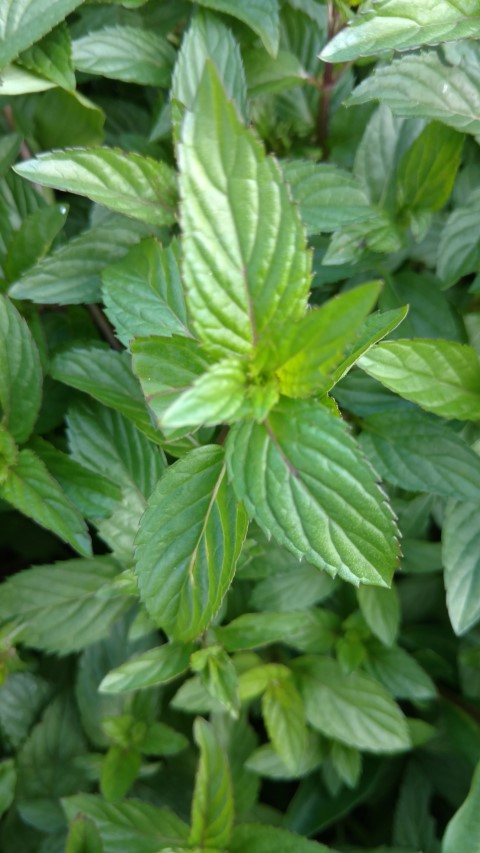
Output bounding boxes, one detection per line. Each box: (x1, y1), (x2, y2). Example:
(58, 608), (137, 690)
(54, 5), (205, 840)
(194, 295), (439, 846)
(1, 0), (480, 850)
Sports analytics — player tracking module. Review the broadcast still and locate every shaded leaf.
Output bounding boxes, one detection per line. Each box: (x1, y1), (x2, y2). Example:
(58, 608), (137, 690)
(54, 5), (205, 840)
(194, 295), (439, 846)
(72, 26), (176, 87)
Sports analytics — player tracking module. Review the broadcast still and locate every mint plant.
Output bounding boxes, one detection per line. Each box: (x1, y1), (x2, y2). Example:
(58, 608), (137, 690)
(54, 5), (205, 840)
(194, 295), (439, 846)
(1, 1), (480, 851)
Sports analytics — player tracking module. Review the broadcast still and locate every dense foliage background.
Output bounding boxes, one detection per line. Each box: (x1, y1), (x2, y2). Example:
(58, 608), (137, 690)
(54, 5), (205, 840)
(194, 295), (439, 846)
(1, 0), (480, 850)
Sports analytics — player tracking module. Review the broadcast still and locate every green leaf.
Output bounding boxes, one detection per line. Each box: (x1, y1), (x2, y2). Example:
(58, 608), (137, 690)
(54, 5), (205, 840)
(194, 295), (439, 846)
(0, 133), (22, 177)
(282, 160), (375, 235)
(0, 294), (42, 443)
(99, 642), (194, 694)
(250, 563), (335, 612)
(321, 0), (480, 63)
(14, 148), (177, 227)
(179, 62), (310, 359)
(135, 445), (248, 642)
(246, 733), (324, 781)
(101, 747), (141, 801)
(0, 0), (84, 69)
(5, 203), (68, 283)
(102, 238), (189, 348)
(62, 795), (189, 853)
(330, 742), (362, 790)
(34, 89), (105, 150)
(139, 722), (188, 756)
(364, 644), (437, 701)
(272, 281), (383, 397)
(0, 62), (57, 93)
(193, 0), (280, 56)
(0, 672), (49, 749)
(51, 347), (163, 445)
(347, 50), (480, 136)
(18, 22), (75, 90)
(0, 557), (127, 654)
(171, 10), (247, 124)
(226, 398), (399, 586)
(30, 436), (121, 521)
(293, 656), (411, 754)
(330, 307), (409, 389)
(357, 585), (400, 647)
(0, 449), (92, 556)
(359, 410), (480, 501)
(437, 189), (480, 286)
(9, 212), (157, 304)
(131, 335), (214, 432)
(230, 823), (332, 853)
(72, 26), (176, 86)
(66, 816), (104, 853)
(16, 696), (87, 834)
(443, 499), (480, 636)
(442, 760), (480, 853)
(0, 759), (16, 817)
(215, 609), (339, 654)
(66, 400), (165, 499)
(359, 340), (480, 420)
(396, 121), (463, 214)
(160, 359), (249, 429)
(262, 673), (308, 776)
(244, 48), (306, 97)
(189, 718), (234, 850)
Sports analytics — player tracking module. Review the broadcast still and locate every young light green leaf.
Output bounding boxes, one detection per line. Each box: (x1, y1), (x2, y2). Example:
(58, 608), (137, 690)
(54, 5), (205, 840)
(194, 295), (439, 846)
(0, 449), (92, 557)
(359, 340), (480, 420)
(62, 795), (190, 853)
(14, 149), (177, 227)
(0, 558), (127, 655)
(160, 359), (249, 429)
(171, 10), (247, 124)
(135, 445), (248, 642)
(139, 722), (188, 756)
(101, 746), (141, 802)
(189, 718), (234, 850)
(442, 761), (480, 853)
(72, 26), (176, 87)
(396, 121), (464, 214)
(191, 645), (240, 718)
(244, 48), (307, 97)
(99, 642), (194, 694)
(357, 584), (400, 647)
(359, 410), (480, 501)
(321, 0), (480, 63)
(226, 398), (399, 587)
(347, 50), (480, 136)
(443, 499), (480, 636)
(262, 674), (308, 776)
(131, 335), (214, 431)
(0, 63), (57, 94)
(0, 294), (42, 443)
(5, 203), (68, 283)
(193, 0), (280, 56)
(18, 23), (75, 90)
(102, 238), (190, 348)
(179, 63), (310, 359)
(9, 212), (157, 304)
(330, 307), (409, 388)
(282, 160), (376, 235)
(0, 0), (84, 68)
(65, 815), (104, 853)
(51, 347), (163, 445)
(272, 281), (382, 397)
(293, 656), (411, 753)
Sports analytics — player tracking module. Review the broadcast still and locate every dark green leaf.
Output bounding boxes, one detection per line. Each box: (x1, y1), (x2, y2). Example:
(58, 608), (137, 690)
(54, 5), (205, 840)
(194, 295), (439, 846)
(5, 203), (68, 283)
(443, 499), (480, 635)
(0, 557), (127, 654)
(0, 294), (42, 443)
(396, 121), (463, 214)
(15, 149), (177, 227)
(0, 760), (16, 817)
(0, 0), (84, 68)
(72, 26), (176, 86)
(135, 445), (248, 641)
(0, 449), (92, 556)
(215, 609), (339, 654)
(226, 398), (399, 586)
(230, 823), (332, 852)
